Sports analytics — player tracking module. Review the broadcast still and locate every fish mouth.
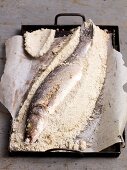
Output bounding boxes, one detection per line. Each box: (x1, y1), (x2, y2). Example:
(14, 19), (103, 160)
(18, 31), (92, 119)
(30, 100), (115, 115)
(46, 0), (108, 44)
(24, 110), (46, 143)
(25, 129), (39, 143)
(24, 119), (38, 143)
(25, 124), (43, 143)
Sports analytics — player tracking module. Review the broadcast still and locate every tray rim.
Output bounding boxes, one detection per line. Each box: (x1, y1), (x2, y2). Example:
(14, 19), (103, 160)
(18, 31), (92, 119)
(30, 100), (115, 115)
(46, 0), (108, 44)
(9, 24), (122, 158)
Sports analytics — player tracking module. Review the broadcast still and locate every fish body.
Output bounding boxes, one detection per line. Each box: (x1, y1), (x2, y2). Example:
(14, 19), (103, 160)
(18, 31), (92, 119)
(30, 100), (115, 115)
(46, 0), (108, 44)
(25, 60), (82, 142)
(25, 21), (93, 143)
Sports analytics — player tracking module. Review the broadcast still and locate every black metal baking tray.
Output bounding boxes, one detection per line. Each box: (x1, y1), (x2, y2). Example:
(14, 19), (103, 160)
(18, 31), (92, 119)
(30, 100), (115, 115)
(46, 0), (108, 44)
(9, 13), (124, 157)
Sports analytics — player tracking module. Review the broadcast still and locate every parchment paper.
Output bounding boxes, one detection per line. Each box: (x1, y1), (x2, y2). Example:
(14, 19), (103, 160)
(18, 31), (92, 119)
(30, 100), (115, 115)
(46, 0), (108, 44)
(0, 36), (40, 118)
(95, 49), (127, 151)
(0, 36), (127, 152)
(78, 48), (127, 152)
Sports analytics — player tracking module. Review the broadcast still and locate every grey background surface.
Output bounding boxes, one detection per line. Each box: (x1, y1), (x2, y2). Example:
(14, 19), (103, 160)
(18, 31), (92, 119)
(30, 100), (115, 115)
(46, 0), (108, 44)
(0, 0), (127, 169)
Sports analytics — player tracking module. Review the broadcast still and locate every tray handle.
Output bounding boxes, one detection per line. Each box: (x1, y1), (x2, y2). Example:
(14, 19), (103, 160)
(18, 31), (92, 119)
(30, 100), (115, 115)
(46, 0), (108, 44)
(54, 13), (85, 25)
(45, 148), (84, 155)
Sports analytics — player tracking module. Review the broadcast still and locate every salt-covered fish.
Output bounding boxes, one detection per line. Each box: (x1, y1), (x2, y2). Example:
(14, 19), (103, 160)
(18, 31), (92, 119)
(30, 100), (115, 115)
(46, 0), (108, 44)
(25, 21), (93, 143)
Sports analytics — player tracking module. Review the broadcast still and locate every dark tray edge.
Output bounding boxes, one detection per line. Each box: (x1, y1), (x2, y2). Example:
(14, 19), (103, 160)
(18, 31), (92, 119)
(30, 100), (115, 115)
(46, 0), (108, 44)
(9, 24), (123, 158)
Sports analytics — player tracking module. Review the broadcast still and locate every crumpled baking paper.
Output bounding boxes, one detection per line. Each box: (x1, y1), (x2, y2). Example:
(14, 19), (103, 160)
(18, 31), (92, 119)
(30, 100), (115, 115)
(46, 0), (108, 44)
(0, 35), (127, 152)
(78, 48), (127, 152)
(0, 36), (40, 118)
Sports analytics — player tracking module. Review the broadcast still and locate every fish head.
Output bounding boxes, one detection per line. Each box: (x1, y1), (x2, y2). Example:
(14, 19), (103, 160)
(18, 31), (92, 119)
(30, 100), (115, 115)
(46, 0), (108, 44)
(25, 107), (46, 143)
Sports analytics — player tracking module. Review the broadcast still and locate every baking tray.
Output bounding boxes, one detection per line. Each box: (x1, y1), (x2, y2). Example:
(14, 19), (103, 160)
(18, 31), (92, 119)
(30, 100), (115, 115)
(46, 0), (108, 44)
(9, 13), (124, 157)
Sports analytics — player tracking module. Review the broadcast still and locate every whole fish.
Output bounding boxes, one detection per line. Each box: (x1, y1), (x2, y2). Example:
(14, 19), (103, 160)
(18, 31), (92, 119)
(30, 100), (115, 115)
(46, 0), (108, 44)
(25, 21), (93, 143)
